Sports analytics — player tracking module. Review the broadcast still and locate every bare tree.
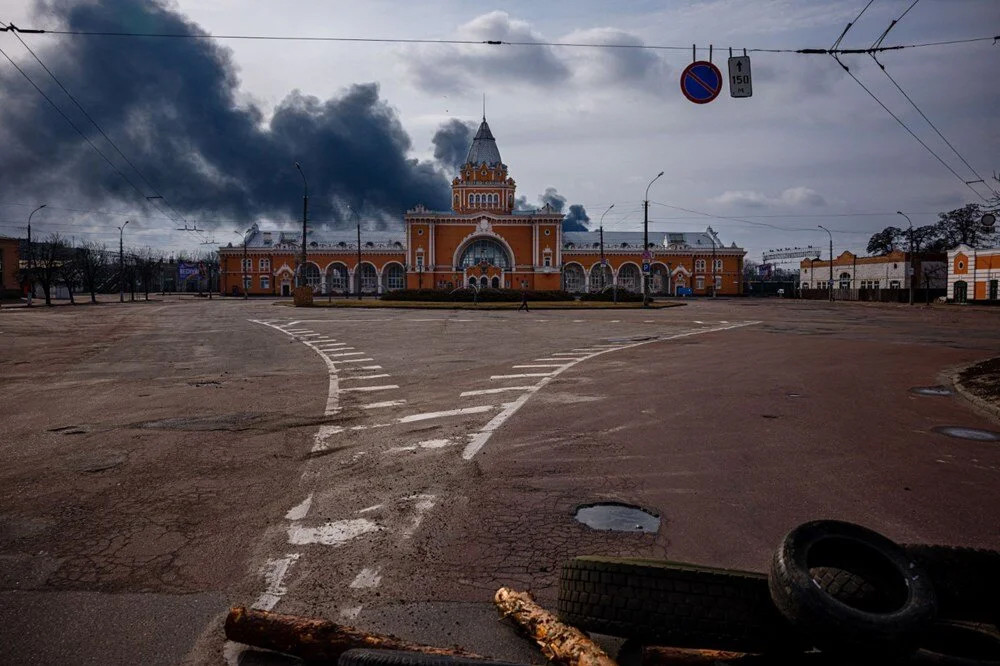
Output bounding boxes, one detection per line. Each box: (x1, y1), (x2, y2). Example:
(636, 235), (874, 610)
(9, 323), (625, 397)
(78, 242), (109, 303)
(59, 247), (83, 305)
(36, 234), (68, 306)
(135, 248), (162, 301)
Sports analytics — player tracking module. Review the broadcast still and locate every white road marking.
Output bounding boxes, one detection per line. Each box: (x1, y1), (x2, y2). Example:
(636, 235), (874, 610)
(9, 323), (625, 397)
(362, 400), (406, 409)
(330, 358), (375, 364)
(610, 320), (621, 323)
(720, 320), (729, 323)
(398, 405), (494, 423)
(358, 504), (383, 514)
(403, 494), (435, 538)
(312, 424), (345, 452)
(349, 567), (382, 589)
(535, 357), (584, 362)
(298, 333), (322, 337)
(340, 384), (400, 393)
(461, 386), (534, 397)
(252, 320), (341, 417)
(287, 518), (380, 546)
(340, 606), (363, 621)
(340, 374), (392, 381)
(251, 554), (300, 611)
(314, 342), (349, 348)
(550, 352), (587, 356)
(573, 319), (584, 322)
(285, 494), (313, 521)
(644, 320), (654, 323)
(462, 320), (761, 460)
(513, 364), (565, 368)
(417, 438), (453, 448)
(693, 320), (704, 324)
(358, 365), (383, 370)
(325, 351), (363, 357)
(491, 373), (555, 379)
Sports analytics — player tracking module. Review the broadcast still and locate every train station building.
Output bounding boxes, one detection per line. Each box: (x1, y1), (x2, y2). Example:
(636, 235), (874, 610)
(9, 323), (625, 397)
(218, 117), (745, 297)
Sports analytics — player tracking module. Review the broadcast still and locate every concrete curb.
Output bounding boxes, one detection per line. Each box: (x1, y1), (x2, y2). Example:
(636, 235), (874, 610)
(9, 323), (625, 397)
(945, 357), (1000, 424)
(278, 301), (688, 310)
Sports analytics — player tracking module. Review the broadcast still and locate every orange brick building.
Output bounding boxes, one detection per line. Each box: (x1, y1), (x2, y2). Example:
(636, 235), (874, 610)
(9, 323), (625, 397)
(218, 118), (745, 296)
(948, 244), (1000, 303)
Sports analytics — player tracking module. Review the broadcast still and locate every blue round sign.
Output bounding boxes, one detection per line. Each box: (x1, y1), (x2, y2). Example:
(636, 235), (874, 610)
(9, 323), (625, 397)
(680, 61), (722, 104)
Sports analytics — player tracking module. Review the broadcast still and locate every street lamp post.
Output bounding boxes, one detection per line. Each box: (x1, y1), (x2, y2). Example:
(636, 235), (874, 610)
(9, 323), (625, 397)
(643, 171), (664, 306)
(235, 229), (249, 300)
(117, 220), (129, 303)
(897, 211), (915, 306)
(707, 226), (718, 298)
(818, 225), (833, 302)
(599, 204), (613, 301)
(294, 162), (309, 288)
(25, 204), (46, 305)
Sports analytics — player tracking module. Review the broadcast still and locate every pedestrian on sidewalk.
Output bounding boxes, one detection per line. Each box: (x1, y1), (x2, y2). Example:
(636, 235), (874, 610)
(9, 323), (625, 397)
(518, 289), (529, 312)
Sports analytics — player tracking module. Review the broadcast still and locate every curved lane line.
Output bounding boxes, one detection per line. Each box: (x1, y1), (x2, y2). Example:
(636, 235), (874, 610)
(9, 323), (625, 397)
(461, 320), (760, 460)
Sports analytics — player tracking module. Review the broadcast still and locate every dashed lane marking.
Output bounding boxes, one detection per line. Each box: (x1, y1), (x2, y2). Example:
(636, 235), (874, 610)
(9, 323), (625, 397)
(462, 320), (761, 460)
(287, 518), (380, 546)
(460, 386), (535, 397)
(340, 384), (400, 393)
(325, 351), (365, 358)
(491, 373), (556, 380)
(512, 364), (565, 368)
(330, 358), (374, 364)
(349, 568), (382, 589)
(398, 405), (495, 423)
(362, 400), (406, 409)
(358, 365), (383, 370)
(285, 494), (313, 521)
(340, 374), (392, 381)
(534, 357), (585, 362)
(251, 554), (300, 611)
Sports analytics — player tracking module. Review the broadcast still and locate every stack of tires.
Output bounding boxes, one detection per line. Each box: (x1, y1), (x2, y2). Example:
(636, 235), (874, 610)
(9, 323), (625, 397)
(557, 520), (1000, 663)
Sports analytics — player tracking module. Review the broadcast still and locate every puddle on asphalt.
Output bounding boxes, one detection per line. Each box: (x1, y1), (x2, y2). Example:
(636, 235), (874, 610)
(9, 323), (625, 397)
(910, 386), (955, 397)
(932, 426), (1000, 442)
(574, 502), (660, 533)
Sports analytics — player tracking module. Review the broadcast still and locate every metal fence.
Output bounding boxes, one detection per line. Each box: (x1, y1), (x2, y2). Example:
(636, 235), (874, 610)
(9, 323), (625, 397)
(797, 288), (946, 303)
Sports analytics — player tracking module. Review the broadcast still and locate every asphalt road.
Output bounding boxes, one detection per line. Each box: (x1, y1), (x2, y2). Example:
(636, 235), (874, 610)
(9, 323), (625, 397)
(0, 296), (997, 665)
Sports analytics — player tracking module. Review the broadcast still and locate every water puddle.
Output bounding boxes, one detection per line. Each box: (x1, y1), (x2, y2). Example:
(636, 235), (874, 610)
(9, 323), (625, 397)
(932, 426), (1000, 442)
(574, 502), (660, 533)
(910, 386), (955, 397)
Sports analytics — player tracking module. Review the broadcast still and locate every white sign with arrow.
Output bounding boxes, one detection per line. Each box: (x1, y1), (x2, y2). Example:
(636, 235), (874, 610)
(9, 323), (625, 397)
(728, 55), (752, 98)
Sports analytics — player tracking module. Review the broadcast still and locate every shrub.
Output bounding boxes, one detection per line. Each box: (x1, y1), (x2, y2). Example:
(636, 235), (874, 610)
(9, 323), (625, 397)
(578, 290), (646, 302)
(381, 288), (576, 302)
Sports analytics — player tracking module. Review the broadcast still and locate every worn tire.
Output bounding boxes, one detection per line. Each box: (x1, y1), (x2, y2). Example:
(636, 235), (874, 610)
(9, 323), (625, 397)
(910, 621), (1000, 665)
(557, 556), (797, 653)
(338, 650), (523, 666)
(902, 544), (1000, 625)
(769, 520), (938, 657)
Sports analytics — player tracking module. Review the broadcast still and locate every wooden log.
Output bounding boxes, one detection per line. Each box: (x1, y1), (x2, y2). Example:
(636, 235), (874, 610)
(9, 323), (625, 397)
(494, 587), (617, 666)
(641, 645), (752, 665)
(225, 606), (483, 663)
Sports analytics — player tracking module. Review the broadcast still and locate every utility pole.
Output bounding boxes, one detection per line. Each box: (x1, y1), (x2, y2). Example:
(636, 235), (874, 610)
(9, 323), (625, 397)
(234, 229), (249, 300)
(643, 171), (664, 307)
(356, 214), (363, 301)
(25, 204), (45, 306)
(818, 225), (833, 302)
(295, 162), (308, 288)
(118, 220), (129, 303)
(897, 211), (914, 305)
(708, 226), (717, 298)
(599, 204), (613, 298)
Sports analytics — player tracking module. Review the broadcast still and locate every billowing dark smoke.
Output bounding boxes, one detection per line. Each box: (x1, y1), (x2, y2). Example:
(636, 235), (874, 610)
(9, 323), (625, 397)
(0, 0), (451, 228)
(514, 187), (588, 230)
(432, 119), (475, 172)
(563, 204), (589, 231)
(539, 187), (566, 213)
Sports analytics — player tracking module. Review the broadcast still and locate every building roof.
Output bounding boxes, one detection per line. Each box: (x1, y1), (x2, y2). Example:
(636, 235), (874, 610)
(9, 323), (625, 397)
(563, 230), (737, 250)
(239, 225), (405, 250)
(465, 118), (503, 167)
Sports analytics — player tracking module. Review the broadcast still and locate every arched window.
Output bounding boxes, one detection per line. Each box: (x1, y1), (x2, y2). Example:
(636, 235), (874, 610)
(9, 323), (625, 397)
(589, 264), (612, 292)
(326, 264), (348, 292)
(383, 263), (405, 291)
(839, 272), (852, 289)
(491, 276), (500, 288)
(459, 238), (511, 270)
(302, 263), (321, 292)
(713, 259), (723, 271)
(617, 264), (640, 292)
(562, 264), (586, 293)
(480, 276), (489, 288)
(356, 264), (378, 293)
(695, 259), (706, 272)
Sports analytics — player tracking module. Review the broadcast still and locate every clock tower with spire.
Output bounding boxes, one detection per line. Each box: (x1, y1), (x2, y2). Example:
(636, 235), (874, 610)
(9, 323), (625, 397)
(451, 116), (516, 214)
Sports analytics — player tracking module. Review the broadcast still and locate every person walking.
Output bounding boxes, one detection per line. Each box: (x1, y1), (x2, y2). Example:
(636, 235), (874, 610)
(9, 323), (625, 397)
(518, 288), (529, 312)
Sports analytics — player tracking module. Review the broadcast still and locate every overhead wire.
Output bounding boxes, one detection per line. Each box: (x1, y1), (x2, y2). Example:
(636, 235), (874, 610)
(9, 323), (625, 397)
(1, 22), (995, 54)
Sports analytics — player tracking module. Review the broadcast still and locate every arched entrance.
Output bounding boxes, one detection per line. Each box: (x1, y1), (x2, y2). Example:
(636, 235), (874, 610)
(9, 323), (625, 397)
(650, 263), (670, 295)
(302, 262), (321, 293)
(589, 264), (612, 292)
(382, 263), (405, 292)
(326, 263), (348, 294)
(356, 263), (378, 294)
(954, 280), (968, 303)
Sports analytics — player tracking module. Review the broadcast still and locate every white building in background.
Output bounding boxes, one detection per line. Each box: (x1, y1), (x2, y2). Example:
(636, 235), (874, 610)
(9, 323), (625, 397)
(947, 244), (1000, 303)
(799, 250), (947, 291)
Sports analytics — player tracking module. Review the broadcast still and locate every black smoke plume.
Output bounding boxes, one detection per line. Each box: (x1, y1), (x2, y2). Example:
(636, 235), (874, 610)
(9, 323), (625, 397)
(0, 0), (451, 229)
(432, 119), (475, 172)
(514, 187), (589, 231)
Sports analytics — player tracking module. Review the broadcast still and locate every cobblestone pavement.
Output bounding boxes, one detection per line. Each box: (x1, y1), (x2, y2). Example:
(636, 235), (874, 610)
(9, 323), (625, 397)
(1, 296), (997, 664)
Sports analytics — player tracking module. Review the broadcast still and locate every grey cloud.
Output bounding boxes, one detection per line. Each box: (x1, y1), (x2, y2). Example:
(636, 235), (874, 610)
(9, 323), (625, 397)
(432, 119), (476, 172)
(404, 11), (570, 93)
(560, 28), (671, 89)
(711, 187), (826, 208)
(0, 0), (450, 229)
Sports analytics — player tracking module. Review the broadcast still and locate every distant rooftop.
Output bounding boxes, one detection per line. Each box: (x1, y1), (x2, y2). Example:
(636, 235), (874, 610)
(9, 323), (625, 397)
(465, 118), (503, 167)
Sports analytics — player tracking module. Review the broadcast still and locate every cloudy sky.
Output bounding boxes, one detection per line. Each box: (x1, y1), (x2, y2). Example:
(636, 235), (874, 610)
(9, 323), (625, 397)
(0, 0), (997, 261)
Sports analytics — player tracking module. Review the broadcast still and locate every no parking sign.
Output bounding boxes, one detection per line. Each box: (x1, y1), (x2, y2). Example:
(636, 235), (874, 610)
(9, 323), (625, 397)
(680, 60), (723, 104)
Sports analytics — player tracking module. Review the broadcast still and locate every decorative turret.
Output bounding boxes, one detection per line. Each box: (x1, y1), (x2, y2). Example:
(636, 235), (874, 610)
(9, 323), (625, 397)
(451, 117), (516, 214)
